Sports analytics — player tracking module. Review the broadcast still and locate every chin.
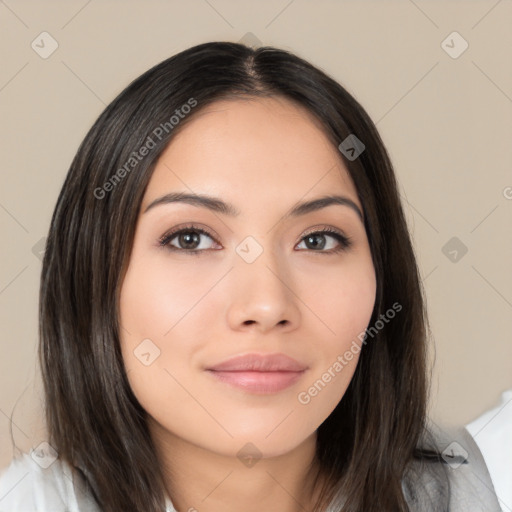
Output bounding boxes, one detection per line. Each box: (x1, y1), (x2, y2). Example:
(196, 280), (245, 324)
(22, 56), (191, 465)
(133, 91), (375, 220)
(208, 430), (312, 461)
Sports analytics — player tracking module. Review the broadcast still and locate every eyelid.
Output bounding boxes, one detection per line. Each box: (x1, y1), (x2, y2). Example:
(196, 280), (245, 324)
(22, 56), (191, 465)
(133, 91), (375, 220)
(299, 224), (348, 241)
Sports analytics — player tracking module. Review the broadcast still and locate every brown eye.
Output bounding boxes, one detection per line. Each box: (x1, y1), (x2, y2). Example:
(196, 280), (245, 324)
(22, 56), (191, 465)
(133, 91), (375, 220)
(297, 228), (352, 254)
(159, 225), (219, 254)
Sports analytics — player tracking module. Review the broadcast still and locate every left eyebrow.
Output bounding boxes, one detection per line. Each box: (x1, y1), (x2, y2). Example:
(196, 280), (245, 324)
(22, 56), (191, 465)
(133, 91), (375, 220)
(143, 192), (364, 223)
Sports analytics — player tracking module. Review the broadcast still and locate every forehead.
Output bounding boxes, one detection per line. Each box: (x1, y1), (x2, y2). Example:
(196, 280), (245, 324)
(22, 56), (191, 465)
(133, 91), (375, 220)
(141, 97), (360, 213)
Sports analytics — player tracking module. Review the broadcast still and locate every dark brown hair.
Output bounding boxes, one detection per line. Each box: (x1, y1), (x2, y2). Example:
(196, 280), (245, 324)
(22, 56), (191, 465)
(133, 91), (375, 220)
(36, 41), (449, 511)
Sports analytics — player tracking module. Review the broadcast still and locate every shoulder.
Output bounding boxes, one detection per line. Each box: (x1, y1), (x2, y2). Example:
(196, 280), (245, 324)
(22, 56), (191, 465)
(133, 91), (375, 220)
(403, 424), (502, 512)
(466, 389), (512, 509)
(0, 449), (100, 512)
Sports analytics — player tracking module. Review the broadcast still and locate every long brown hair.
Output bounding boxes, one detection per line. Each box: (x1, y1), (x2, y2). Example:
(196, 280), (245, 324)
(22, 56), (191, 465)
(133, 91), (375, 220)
(37, 41), (448, 511)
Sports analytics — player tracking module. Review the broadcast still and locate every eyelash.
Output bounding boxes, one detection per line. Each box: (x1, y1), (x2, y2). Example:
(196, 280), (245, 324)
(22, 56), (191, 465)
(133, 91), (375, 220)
(158, 223), (352, 256)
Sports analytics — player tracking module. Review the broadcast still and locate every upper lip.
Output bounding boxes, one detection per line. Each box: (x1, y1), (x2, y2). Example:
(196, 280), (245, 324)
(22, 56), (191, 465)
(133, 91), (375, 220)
(206, 353), (308, 372)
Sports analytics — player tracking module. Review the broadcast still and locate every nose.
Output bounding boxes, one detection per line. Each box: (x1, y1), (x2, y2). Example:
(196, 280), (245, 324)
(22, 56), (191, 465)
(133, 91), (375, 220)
(225, 246), (301, 334)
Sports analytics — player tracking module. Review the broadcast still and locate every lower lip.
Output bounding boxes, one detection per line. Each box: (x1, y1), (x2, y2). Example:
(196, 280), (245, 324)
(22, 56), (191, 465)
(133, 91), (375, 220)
(206, 370), (305, 394)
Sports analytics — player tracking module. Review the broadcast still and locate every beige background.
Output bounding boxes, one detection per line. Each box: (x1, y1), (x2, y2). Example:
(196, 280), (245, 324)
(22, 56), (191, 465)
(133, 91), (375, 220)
(1, 0), (511, 472)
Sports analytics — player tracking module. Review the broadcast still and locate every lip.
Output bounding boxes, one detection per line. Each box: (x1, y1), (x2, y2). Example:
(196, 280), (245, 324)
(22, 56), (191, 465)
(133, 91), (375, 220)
(206, 353), (307, 372)
(205, 353), (308, 394)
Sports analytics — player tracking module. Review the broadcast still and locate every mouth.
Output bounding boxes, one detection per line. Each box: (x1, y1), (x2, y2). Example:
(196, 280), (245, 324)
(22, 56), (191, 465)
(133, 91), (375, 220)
(205, 353), (308, 394)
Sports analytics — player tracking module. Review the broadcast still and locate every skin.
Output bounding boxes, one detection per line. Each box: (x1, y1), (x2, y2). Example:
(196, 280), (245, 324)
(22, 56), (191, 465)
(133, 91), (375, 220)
(119, 96), (377, 512)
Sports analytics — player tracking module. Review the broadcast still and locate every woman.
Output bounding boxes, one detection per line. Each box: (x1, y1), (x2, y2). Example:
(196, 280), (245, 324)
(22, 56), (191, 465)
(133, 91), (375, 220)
(0, 41), (501, 512)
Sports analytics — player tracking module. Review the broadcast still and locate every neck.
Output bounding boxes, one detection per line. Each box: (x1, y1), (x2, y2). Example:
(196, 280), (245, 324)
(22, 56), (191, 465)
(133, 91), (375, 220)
(150, 420), (326, 512)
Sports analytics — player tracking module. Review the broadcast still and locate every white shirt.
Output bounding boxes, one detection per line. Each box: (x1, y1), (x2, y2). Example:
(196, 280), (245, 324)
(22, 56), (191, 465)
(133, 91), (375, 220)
(0, 426), (502, 511)
(466, 389), (512, 512)
(0, 452), (176, 511)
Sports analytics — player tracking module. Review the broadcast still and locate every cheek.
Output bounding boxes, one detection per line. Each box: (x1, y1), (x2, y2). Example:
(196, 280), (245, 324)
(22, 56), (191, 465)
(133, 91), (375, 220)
(119, 254), (217, 337)
(285, 257), (377, 432)
(304, 257), (377, 349)
(118, 253), (220, 424)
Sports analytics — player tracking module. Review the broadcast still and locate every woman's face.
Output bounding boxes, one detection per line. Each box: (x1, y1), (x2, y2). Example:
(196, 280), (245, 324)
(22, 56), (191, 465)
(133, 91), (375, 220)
(119, 96), (376, 459)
